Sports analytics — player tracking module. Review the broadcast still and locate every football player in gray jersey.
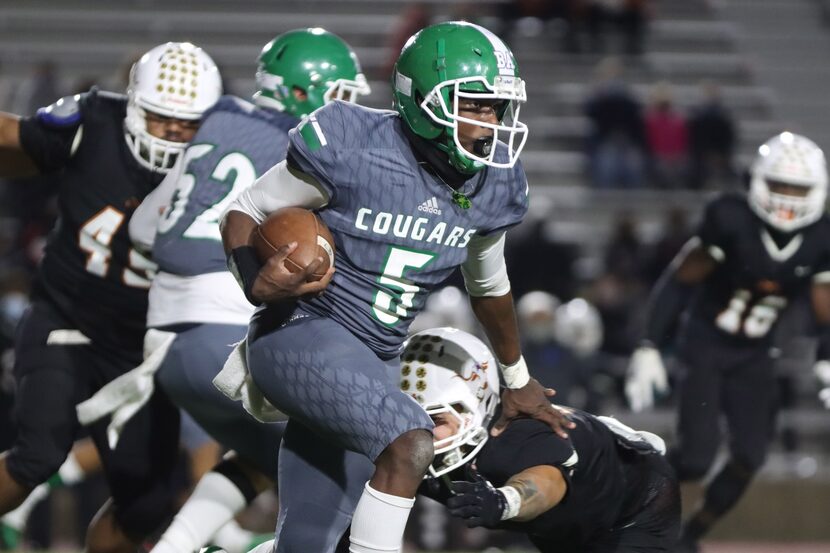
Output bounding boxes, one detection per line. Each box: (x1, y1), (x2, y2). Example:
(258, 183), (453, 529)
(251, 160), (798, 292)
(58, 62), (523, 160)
(120, 29), (371, 553)
(222, 22), (573, 553)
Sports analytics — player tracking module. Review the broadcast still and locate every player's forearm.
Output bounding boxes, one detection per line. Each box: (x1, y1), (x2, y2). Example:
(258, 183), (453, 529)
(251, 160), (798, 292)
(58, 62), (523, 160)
(221, 209), (258, 254)
(502, 465), (565, 522)
(643, 239), (714, 347)
(471, 293), (521, 365)
(0, 114), (39, 178)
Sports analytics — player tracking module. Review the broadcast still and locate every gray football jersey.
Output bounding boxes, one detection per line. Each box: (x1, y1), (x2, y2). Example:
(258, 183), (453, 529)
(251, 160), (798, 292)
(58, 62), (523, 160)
(289, 101), (529, 358)
(153, 96), (300, 276)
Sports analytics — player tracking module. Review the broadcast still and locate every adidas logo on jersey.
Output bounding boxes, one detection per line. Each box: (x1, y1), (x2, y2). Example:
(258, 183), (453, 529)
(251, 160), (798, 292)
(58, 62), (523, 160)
(418, 197), (442, 215)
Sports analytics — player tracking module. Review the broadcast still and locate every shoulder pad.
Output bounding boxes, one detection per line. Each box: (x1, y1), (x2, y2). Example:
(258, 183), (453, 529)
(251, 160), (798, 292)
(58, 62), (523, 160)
(96, 89), (127, 103)
(205, 95), (254, 117)
(36, 94), (82, 128)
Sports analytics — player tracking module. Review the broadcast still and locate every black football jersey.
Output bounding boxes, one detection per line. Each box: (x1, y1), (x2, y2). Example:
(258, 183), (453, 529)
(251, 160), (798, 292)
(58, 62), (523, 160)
(476, 411), (653, 547)
(683, 192), (830, 347)
(18, 88), (163, 353)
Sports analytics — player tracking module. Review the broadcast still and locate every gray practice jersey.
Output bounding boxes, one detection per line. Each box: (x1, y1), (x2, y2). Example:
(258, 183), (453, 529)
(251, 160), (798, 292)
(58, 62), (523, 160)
(153, 96), (300, 276)
(289, 101), (529, 357)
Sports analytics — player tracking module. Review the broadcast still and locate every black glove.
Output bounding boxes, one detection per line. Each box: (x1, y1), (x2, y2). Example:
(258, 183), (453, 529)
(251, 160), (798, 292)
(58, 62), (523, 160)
(446, 470), (507, 528)
(417, 476), (454, 504)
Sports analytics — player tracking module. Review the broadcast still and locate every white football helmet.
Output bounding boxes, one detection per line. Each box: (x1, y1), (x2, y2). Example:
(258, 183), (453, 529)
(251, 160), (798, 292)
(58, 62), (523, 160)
(124, 42), (222, 172)
(401, 327), (500, 477)
(748, 132), (828, 232)
(516, 290), (561, 344)
(553, 298), (603, 357)
(410, 286), (476, 335)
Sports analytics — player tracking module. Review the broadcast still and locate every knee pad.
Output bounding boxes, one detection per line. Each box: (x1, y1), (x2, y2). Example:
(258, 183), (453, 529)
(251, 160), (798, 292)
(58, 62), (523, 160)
(213, 457), (260, 504)
(6, 442), (68, 489)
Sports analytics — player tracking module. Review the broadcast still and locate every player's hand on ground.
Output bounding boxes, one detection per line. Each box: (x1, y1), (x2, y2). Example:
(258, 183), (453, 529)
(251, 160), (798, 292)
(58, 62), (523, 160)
(492, 377), (575, 439)
(813, 360), (830, 409)
(447, 470), (505, 528)
(251, 242), (334, 303)
(625, 345), (669, 412)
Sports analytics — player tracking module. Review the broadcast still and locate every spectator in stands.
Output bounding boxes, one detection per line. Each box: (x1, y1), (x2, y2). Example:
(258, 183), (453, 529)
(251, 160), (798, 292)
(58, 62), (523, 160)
(644, 81), (688, 188)
(585, 0), (650, 56)
(505, 218), (578, 300)
(645, 207), (690, 284)
(584, 57), (647, 188)
(687, 80), (737, 189)
(497, 0), (583, 53)
(604, 213), (646, 284)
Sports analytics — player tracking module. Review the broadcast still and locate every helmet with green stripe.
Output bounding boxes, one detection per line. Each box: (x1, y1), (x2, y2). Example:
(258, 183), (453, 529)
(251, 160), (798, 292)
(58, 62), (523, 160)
(254, 28), (370, 117)
(393, 21), (528, 174)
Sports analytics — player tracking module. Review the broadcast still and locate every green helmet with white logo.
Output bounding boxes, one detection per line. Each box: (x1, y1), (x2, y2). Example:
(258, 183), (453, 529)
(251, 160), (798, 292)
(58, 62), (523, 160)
(392, 21), (528, 174)
(254, 28), (371, 118)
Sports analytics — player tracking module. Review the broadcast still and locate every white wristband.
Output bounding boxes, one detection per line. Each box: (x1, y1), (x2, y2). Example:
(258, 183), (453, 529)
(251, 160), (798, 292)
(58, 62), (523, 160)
(498, 486), (522, 520)
(500, 355), (530, 389)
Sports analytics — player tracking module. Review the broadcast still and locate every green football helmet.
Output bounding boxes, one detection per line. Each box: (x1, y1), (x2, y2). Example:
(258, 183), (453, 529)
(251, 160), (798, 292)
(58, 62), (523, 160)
(393, 21), (528, 174)
(254, 28), (370, 118)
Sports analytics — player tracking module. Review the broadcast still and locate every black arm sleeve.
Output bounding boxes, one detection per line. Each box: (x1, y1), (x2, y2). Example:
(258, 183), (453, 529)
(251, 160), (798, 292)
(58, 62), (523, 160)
(642, 269), (695, 347)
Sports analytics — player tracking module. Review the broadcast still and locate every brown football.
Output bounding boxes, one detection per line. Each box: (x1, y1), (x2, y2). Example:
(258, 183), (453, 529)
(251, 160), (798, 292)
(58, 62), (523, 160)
(251, 207), (335, 281)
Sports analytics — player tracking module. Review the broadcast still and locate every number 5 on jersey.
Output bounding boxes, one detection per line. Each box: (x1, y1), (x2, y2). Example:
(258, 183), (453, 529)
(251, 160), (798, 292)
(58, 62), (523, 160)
(373, 246), (435, 325)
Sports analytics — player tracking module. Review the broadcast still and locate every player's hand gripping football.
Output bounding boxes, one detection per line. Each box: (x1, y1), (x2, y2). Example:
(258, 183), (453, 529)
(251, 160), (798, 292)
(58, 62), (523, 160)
(492, 378), (575, 439)
(251, 242), (334, 303)
(447, 468), (506, 528)
(625, 345), (669, 412)
(813, 360), (830, 409)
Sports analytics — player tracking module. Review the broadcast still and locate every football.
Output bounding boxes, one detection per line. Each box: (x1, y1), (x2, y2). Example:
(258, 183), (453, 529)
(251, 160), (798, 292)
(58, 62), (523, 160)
(251, 207), (335, 281)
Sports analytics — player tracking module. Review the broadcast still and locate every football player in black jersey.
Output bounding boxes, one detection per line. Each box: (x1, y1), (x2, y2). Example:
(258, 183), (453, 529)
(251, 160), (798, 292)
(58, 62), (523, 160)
(625, 132), (830, 551)
(405, 327), (680, 552)
(0, 42), (221, 553)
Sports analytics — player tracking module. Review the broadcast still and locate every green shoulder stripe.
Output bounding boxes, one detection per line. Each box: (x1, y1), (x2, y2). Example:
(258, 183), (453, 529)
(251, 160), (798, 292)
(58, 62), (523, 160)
(298, 116), (326, 151)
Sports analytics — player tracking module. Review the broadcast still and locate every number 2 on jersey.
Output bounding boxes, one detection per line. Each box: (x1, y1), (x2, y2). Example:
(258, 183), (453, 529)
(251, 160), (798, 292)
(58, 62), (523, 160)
(157, 144), (257, 240)
(373, 246), (436, 325)
(715, 289), (787, 338)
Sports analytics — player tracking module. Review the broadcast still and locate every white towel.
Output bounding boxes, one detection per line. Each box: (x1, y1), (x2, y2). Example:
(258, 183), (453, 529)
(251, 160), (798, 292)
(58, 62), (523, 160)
(212, 338), (286, 423)
(597, 415), (667, 455)
(75, 329), (176, 448)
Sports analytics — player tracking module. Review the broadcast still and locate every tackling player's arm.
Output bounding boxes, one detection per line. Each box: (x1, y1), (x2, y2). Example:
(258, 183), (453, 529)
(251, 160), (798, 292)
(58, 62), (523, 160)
(626, 236), (719, 411)
(220, 158), (333, 305)
(0, 112), (40, 178)
(501, 465), (566, 521)
(463, 232), (575, 438)
(446, 465), (566, 527)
